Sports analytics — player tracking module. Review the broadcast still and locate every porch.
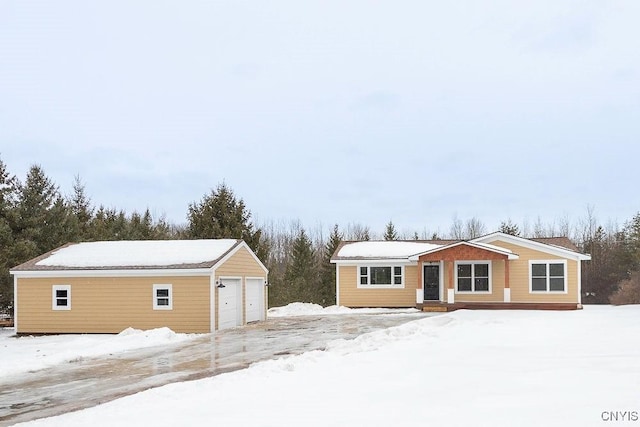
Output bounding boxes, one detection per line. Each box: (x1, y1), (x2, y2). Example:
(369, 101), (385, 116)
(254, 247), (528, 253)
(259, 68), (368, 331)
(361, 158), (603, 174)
(420, 301), (583, 312)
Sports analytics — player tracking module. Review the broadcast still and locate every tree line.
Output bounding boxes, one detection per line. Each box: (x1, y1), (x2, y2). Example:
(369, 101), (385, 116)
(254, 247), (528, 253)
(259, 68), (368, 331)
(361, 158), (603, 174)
(1, 157), (639, 314)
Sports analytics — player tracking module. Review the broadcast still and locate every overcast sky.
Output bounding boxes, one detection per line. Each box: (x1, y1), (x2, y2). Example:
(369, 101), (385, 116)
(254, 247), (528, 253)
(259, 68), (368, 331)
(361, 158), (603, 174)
(1, 1), (639, 236)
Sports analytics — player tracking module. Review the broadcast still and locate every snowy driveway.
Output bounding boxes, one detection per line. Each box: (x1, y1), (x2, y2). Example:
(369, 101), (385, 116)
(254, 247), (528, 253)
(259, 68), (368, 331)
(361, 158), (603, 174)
(0, 312), (432, 426)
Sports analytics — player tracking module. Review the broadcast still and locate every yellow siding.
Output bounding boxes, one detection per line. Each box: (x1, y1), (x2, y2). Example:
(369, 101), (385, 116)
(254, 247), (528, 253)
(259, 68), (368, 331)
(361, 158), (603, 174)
(338, 265), (416, 308)
(490, 240), (579, 303)
(16, 276), (210, 334)
(452, 260), (506, 303)
(215, 246), (267, 328)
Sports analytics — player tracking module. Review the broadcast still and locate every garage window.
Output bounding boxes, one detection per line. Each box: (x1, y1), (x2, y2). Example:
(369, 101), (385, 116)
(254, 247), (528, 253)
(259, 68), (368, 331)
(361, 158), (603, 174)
(153, 284), (173, 310)
(52, 285), (71, 310)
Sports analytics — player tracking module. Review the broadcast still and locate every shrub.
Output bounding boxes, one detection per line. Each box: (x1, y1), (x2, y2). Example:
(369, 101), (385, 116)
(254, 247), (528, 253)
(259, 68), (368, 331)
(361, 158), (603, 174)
(609, 271), (640, 305)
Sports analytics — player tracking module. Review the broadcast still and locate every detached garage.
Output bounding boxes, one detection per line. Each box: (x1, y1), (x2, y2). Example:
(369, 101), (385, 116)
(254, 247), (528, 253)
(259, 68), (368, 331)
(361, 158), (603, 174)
(10, 239), (268, 334)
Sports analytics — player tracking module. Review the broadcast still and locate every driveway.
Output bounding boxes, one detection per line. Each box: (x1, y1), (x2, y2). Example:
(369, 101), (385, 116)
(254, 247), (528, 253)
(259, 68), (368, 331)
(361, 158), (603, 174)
(0, 312), (433, 426)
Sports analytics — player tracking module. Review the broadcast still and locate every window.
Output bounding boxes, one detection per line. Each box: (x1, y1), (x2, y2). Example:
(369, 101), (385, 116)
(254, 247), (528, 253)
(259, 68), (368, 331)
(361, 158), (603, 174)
(153, 284), (173, 310)
(52, 285), (71, 310)
(456, 262), (491, 293)
(358, 266), (403, 288)
(530, 261), (566, 293)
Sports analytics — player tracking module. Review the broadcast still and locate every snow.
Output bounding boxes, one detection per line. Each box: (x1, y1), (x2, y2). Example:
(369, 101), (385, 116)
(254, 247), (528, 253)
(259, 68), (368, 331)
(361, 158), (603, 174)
(35, 239), (238, 268)
(0, 327), (200, 379)
(268, 302), (419, 317)
(15, 305), (640, 427)
(336, 241), (442, 258)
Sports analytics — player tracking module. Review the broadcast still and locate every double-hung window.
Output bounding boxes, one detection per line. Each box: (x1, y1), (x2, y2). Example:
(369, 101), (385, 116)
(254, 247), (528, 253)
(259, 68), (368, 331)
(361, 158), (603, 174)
(358, 266), (403, 288)
(530, 261), (566, 293)
(153, 284), (173, 310)
(52, 285), (71, 310)
(456, 262), (491, 293)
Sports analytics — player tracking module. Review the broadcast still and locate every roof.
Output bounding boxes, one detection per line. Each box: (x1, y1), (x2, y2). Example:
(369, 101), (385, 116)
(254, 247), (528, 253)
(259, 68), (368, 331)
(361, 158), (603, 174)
(11, 239), (244, 272)
(331, 232), (590, 262)
(331, 239), (457, 262)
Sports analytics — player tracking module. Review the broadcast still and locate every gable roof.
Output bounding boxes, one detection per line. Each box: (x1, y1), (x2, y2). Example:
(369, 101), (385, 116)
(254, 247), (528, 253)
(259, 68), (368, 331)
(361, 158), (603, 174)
(10, 239), (259, 272)
(407, 240), (519, 261)
(472, 232), (591, 261)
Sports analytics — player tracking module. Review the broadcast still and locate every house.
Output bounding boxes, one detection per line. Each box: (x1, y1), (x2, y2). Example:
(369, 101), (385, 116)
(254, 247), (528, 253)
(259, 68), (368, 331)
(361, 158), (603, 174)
(330, 232), (591, 310)
(10, 239), (268, 334)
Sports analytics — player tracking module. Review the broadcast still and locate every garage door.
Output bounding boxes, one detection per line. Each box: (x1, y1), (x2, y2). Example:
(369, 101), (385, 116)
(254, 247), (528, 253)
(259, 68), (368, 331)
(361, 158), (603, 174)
(218, 278), (242, 330)
(245, 278), (265, 323)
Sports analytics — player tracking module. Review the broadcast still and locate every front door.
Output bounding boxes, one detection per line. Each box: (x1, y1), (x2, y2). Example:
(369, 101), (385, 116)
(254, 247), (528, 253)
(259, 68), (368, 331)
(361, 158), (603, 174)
(423, 264), (440, 301)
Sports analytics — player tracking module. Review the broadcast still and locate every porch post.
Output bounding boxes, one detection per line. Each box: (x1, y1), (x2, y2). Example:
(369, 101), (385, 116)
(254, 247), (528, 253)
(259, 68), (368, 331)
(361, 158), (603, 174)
(416, 257), (424, 304)
(447, 260), (455, 304)
(504, 259), (511, 303)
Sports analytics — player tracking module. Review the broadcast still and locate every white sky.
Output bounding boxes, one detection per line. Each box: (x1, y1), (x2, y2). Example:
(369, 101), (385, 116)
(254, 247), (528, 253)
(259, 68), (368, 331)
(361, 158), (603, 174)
(1, 1), (639, 235)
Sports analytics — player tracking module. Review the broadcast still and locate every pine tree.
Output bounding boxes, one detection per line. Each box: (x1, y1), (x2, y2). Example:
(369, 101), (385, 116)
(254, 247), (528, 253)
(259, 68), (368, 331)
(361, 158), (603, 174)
(499, 219), (520, 236)
(384, 220), (398, 241)
(0, 158), (18, 314)
(319, 224), (342, 306)
(67, 175), (94, 241)
(15, 165), (72, 256)
(187, 183), (268, 260)
(282, 228), (319, 304)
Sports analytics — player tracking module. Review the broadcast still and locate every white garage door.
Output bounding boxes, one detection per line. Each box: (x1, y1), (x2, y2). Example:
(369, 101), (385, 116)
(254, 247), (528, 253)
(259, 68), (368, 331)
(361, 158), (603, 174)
(218, 278), (242, 330)
(245, 278), (264, 323)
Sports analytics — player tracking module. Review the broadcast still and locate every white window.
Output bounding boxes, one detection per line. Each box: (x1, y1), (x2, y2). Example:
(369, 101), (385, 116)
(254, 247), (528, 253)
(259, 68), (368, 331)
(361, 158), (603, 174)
(530, 261), (567, 293)
(52, 285), (71, 310)
(358, 266), (404, 288)
(153, 284), (173, 310)
(455, 262), (491, 293)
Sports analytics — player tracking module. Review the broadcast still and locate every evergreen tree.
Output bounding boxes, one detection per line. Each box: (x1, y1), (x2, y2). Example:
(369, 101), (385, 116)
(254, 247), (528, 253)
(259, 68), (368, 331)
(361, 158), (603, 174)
(499, 219), (521, 236)
(187, 183), (268, 260)
(14, 165), (72, 255)
(0, 158), (18, 313)
(67, 175), (94, 241)
(383, 220), (398, 241)
(282, 228), (319, 304)
(319, 224), (341, 306)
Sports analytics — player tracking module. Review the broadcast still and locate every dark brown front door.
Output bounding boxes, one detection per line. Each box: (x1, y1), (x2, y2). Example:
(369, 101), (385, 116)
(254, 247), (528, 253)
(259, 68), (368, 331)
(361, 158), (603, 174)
(423, 264), (440, 301)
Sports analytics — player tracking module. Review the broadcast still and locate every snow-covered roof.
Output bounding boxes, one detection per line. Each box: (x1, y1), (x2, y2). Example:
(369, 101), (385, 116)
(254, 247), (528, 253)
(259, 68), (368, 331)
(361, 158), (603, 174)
(12, 239), (243, 271)
(334, 241), (444, 260)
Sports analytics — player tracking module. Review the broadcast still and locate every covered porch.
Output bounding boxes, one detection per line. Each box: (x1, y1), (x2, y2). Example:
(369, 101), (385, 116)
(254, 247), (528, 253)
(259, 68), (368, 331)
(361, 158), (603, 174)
(409, 241), (518, 308)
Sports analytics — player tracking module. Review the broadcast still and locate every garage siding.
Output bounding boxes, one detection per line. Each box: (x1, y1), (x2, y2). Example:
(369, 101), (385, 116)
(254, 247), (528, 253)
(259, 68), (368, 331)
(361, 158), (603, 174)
(16, 276), (210, 334)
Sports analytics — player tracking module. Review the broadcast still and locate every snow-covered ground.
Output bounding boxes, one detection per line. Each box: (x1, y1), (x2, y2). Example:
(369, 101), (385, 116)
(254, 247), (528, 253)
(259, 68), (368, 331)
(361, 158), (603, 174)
(12, 305), (640, 427)
(0, 327), (201, 379)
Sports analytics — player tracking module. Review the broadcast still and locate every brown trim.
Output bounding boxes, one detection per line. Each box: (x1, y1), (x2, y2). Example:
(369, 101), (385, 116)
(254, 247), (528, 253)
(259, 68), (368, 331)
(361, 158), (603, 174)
(420, 302), (582, 312)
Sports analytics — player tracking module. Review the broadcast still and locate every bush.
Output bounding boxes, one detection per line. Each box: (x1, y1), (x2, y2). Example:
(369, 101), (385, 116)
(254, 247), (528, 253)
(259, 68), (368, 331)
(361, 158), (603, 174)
(609, 271), (640, 305)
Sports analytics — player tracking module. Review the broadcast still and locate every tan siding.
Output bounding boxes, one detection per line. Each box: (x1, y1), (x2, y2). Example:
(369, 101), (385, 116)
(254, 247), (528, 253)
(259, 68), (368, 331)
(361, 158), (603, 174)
(215, 246), (267, 329)
(454, 260), (506, 302)
(17, 276), (210, 334)
(216, 247), (266, 277)
(490, 240), (579, 303)
(338, 265), (416, 308)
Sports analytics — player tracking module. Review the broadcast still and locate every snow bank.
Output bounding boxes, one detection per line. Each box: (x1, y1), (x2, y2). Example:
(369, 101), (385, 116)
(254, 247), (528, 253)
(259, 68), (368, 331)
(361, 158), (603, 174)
(268, 302), (419, 317)
(18, 305), (640, 427)
(0, 327), (201, 378)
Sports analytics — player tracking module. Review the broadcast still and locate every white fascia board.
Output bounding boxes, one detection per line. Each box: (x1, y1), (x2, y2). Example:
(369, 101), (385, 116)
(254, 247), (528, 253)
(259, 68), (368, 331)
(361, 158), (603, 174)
(473, 232), (591, 261)
(332, 259), (415, 266)
(212, 241), (269, 274)
(10, 268), (213, 278)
